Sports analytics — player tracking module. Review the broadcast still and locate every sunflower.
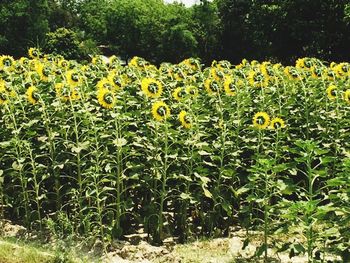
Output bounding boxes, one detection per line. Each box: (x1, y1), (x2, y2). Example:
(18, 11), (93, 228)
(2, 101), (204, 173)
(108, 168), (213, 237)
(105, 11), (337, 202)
(151, 101), (170, 121)
(323, 68), (336, 81)
(65, 70), (81, 87)
(97, 88), (115, 109)
(182, 58), (200, 71)
(19, 57), (30, 67)
(55, 83), (80, 101)
(248, 70), (269, 87)
(270, 117), (285, 130)
(185, 85), (198, 97)
(326, 85), (337, 100)
(58, 59), (69, 69)
(26, 86), (40, 104)
(141, 78), (163, 98)
(35, 63), (51, 82)
(311, 66), (323, 79)
(97, 78), (114, 91)
(28, 47), (40, 59)
(0, 86), (8, 105)
(224, 77), (238, 96)
(204, 78), (220, 94)
(0, 55), (15, 70)
(253, 112), (270, 129)
(178, 110), (191, 129)
(210, 67), (225, 81)
(108, 72), (124, 90)
(284, 66), (301, 81)
(172, 87), (186, 101)
(344, 90), (350, 104)
(335, 62), (350, 78)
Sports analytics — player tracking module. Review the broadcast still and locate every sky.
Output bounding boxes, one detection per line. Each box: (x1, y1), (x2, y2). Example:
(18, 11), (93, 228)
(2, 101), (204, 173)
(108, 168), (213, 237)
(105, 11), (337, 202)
(164, 0), (200, 7)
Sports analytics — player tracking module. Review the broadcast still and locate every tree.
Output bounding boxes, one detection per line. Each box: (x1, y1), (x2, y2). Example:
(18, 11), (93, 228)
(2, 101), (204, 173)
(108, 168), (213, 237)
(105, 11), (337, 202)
(0, 0), (49, 56)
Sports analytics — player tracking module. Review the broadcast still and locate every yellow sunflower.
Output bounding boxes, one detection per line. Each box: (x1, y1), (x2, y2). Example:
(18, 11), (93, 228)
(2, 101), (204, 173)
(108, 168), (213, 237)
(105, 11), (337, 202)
(35, 62), (51, 82)
(335, 63), (350, 78)
(172, 87), (186, 101)
(58, 59), (69, 69)
(26, 86), (40, 104)
(97, 88), (115, 109)
(151, 101), (170, 121)
(326, 85), (337, 100)
(141, 78), (163, 98)
(55, 83), (80, 101)
(65, 70), (81, 87)
(97, 78), (114, 91)
(204, 78), (220, 94)
(28, 47), (40, 59)
(178, 110), (191, 129)
(270, 117), (285, 130)
(19, 57), (30, 66)
(0, 86), (8, 105)
(310, 66), (323, 79)
(107, 72), (124, 90)
(248, 70), (269, 88)
(344, 90), (350, 104)
(223, 77), (239, 96)
(185, 85), (198, 97)
(253, 112), (270, 129)
(0, 55), (15, 70)
(284, 66), (301, 81)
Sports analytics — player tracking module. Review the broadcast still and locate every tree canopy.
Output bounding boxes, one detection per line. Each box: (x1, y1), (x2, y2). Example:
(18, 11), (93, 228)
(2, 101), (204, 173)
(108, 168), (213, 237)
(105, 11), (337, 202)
(0, 0), (349, 64)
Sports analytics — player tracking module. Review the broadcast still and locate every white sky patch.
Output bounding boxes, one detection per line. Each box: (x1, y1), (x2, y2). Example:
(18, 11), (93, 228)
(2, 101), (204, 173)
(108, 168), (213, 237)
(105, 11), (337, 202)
(164, 0), (201, 7)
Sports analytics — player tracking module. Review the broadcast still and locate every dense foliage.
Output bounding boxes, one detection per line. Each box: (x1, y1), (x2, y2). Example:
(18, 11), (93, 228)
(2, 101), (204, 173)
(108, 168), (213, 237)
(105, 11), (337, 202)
(1, 0), (350, 64)
(0, 50), (350, 261)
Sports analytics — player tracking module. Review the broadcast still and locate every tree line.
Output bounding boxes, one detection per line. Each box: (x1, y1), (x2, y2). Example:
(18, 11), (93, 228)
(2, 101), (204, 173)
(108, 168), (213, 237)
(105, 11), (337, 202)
(1, 0), (350, 64)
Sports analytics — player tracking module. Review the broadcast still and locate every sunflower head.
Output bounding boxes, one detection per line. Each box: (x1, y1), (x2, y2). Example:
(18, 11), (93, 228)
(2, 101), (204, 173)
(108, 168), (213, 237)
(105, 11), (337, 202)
(311, 66), (323, 79)
(172, 87), (186, 101)
(26, 86), (40, 104)
(0, 55), (15, 70)
(36, 63), (51, 81)
(185, 85), (198, 98)
(58, 59), (69, 69)
(141, 78), (163, 98)
(97, 88), (115, 109)
(224, 77), (239, 96)
(66, 70), (81, 87)
(97, 78), (114, 91)
(108, 72), (124, 90)
(326, 85), (337, 100)
(0, 85), (9, 105)
(284, 66), (300, 81)
(28, 48), (41, 59)
(248, 70), (269, 87)
(178, 110), (191, 129)
(151, 101), (171, 121)
(270, 117), (285, 130)
(344, 89), (350, 104)
(253, 112), (270, 129)
(204, 78), (220, 94)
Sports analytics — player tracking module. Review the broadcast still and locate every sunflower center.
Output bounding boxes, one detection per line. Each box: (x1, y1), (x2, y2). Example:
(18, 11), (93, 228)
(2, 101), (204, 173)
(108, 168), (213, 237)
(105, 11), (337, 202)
(32, 92), (40, 101)
(113, 77), (122, 86)
(157, 106), (167, 117)
(103, 93), (113, 104)
(331, 89), (337, 97)
(257, 116), (266, 125)
(0, 93), (7, 101)
(148, 83), (158, 94)
(273, 122), (281, 129)
(3, 59), (12, 67)
(43, 68), (50, 77)
(210, 81), (219, 92)
(184, 115), (191, 124)
(71, 74), (79, 82)
(229, 82), (236, 92)
(254, 73), (264, 82)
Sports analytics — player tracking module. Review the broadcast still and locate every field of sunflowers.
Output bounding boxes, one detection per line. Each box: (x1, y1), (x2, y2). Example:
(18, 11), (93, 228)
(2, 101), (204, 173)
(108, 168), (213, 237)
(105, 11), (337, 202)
(0, 48), (350, 261)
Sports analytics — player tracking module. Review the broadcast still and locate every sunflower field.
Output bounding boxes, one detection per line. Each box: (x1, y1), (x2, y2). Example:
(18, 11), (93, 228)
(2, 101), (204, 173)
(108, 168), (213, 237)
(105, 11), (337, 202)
(0, 49), (350, 261)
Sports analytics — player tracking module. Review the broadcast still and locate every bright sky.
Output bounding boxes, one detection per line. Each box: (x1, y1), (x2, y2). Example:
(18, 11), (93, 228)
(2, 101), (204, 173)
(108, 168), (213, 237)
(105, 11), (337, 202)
(164, 0), (200, 7)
